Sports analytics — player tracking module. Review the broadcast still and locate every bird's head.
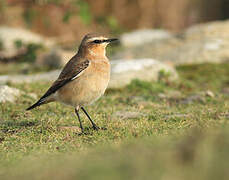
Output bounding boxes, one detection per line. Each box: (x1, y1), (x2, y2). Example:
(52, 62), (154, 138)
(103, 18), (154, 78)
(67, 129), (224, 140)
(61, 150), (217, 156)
(78, 33), (118, 58)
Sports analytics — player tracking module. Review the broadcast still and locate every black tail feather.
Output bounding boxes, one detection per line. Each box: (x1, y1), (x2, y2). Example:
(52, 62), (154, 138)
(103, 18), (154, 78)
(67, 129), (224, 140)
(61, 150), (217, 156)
(26, 99), (45, 111)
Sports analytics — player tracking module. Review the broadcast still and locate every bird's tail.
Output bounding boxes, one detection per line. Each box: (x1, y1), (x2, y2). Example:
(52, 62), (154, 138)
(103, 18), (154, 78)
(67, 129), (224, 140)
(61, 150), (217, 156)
(26, 98), (45, 111)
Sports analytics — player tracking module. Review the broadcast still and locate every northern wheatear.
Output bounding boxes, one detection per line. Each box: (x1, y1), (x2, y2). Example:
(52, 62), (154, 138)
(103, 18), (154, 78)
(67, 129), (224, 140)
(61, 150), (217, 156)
(26, 33), (118, 133)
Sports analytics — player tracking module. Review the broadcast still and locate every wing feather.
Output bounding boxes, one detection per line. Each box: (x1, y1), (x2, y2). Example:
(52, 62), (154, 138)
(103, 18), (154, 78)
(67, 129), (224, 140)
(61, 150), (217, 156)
(41, 59), (90, 100)
(26, 58), (90, 110)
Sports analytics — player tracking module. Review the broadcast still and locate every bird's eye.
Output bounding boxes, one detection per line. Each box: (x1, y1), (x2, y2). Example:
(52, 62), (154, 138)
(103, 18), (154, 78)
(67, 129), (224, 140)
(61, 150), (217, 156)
(93, 40), (101, 44)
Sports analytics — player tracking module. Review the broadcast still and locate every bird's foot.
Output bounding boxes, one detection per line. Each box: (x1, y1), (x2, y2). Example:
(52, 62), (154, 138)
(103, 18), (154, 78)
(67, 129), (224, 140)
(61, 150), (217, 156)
(76, 126), (107, 135)
(92, 125), (107, 131)
(92, 125), (99, 131)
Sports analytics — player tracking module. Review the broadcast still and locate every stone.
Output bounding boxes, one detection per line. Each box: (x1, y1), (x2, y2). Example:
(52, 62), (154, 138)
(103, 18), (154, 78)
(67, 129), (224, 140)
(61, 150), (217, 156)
(222, 88), (229, 95)
(164, 114), (191, 119)
(205, 90), (215, 98)
(36, 49), (62, 69)
(219, 113), (229, 119)
(109, 59), (178, 88)
(162, 20), (229, 65)
(0, 70), (60, 84)
(36, 49), (75, 68)
(157, 93), (167, 99)
(0, 26), (55, 57)
(180, 94), (205, 104)
(0, 85), (21, 103)
(113, 20), (229, 65)
(0, 59), (178, 89)
(158, 90), (183, 99)
(120, 29), (172, 47)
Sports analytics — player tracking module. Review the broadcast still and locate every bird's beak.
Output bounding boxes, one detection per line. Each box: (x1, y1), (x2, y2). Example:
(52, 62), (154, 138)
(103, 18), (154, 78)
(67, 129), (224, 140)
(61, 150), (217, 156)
(105, 38), (119, 43)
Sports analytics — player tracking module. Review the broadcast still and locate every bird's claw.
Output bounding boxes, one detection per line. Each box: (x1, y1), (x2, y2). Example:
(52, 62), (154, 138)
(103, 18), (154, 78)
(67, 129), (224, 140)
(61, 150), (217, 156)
(92, 126), (107, 131)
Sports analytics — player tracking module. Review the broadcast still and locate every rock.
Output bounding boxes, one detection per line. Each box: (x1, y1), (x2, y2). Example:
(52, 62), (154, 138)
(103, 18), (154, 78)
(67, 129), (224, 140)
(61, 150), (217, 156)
(36, 49), (62, 69)
(180, 94), (205, 104)
(113, 20), (229, 65)
(36, 49), (75, 68)
(0, 85), (21, 103)
(167, 90), (183, 98)
(184, 21), (229, 40)
(120, 29), (172, 47)
(128, 96), (146, 103)
(111, 35), (180, 62)
(205, 90), (215, 98)
(0, 26), (55, 57)
(112, 111), (145, 120)
(164, 114), (191, 119)
(157, 93), (167, 99)
(219, 113), (229, 119)
(109, 59), (178, 88)
(158, 90), (183, 99)
(164, 21), (229, 65)
(222, 88), (229, 95)
(0, 70), (60, 84)
(0, 85), (36, 103)
(0, 59), (178, 89)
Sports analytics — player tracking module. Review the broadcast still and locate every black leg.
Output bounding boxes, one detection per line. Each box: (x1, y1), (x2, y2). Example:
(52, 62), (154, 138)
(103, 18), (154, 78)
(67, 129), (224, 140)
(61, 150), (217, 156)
(81, 107), (99, 130)
(75, 108), (84, 133)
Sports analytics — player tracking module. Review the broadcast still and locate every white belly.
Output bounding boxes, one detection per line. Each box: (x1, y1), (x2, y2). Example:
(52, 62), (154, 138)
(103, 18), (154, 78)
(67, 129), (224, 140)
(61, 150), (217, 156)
(54, 70), (110, 107)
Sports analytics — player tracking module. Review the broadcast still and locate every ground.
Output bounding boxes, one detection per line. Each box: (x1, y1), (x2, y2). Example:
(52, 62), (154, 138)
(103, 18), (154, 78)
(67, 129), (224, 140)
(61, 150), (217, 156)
(0, 63), (229, 179)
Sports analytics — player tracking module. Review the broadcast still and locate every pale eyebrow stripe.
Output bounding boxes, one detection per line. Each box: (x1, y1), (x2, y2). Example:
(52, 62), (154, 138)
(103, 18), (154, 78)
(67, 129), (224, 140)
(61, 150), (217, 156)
(89, 37), (107, 41)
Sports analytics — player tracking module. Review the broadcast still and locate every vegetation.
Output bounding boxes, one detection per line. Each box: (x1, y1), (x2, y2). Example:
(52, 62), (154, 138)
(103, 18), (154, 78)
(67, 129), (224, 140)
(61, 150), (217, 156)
(0, 63), (229, 179)
(2, 0), (229, 38)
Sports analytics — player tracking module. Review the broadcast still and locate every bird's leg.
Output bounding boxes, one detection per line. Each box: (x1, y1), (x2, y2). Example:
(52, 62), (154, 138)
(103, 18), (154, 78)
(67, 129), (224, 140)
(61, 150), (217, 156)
(81, 107), (99, 130)
(75, 107), (84, 133)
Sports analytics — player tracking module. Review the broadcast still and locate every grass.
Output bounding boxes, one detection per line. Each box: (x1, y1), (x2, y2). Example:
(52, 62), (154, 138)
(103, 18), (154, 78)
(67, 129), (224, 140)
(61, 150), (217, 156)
(0, 63), (229, 179)
(0, 62), (55, 75)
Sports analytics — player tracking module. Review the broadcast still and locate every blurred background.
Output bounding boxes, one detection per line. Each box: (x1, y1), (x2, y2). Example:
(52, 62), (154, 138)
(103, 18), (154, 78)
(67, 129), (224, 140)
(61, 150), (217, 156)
(1, 0), (229, 43)
(1, 0), (229, 73)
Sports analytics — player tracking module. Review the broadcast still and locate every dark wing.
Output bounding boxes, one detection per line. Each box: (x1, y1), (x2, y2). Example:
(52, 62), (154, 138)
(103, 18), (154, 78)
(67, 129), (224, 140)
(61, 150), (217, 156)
(40, 59), (90, 100)
(26, 58), (90, 110)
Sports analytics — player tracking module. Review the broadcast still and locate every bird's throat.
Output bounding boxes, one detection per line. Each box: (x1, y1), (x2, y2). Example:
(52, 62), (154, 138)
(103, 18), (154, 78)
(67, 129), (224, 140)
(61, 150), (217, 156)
(87, 47), (106, 59)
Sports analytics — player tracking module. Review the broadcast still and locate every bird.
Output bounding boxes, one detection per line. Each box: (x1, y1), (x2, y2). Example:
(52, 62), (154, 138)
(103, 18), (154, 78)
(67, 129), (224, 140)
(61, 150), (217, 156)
(26, 33), (118, 133)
